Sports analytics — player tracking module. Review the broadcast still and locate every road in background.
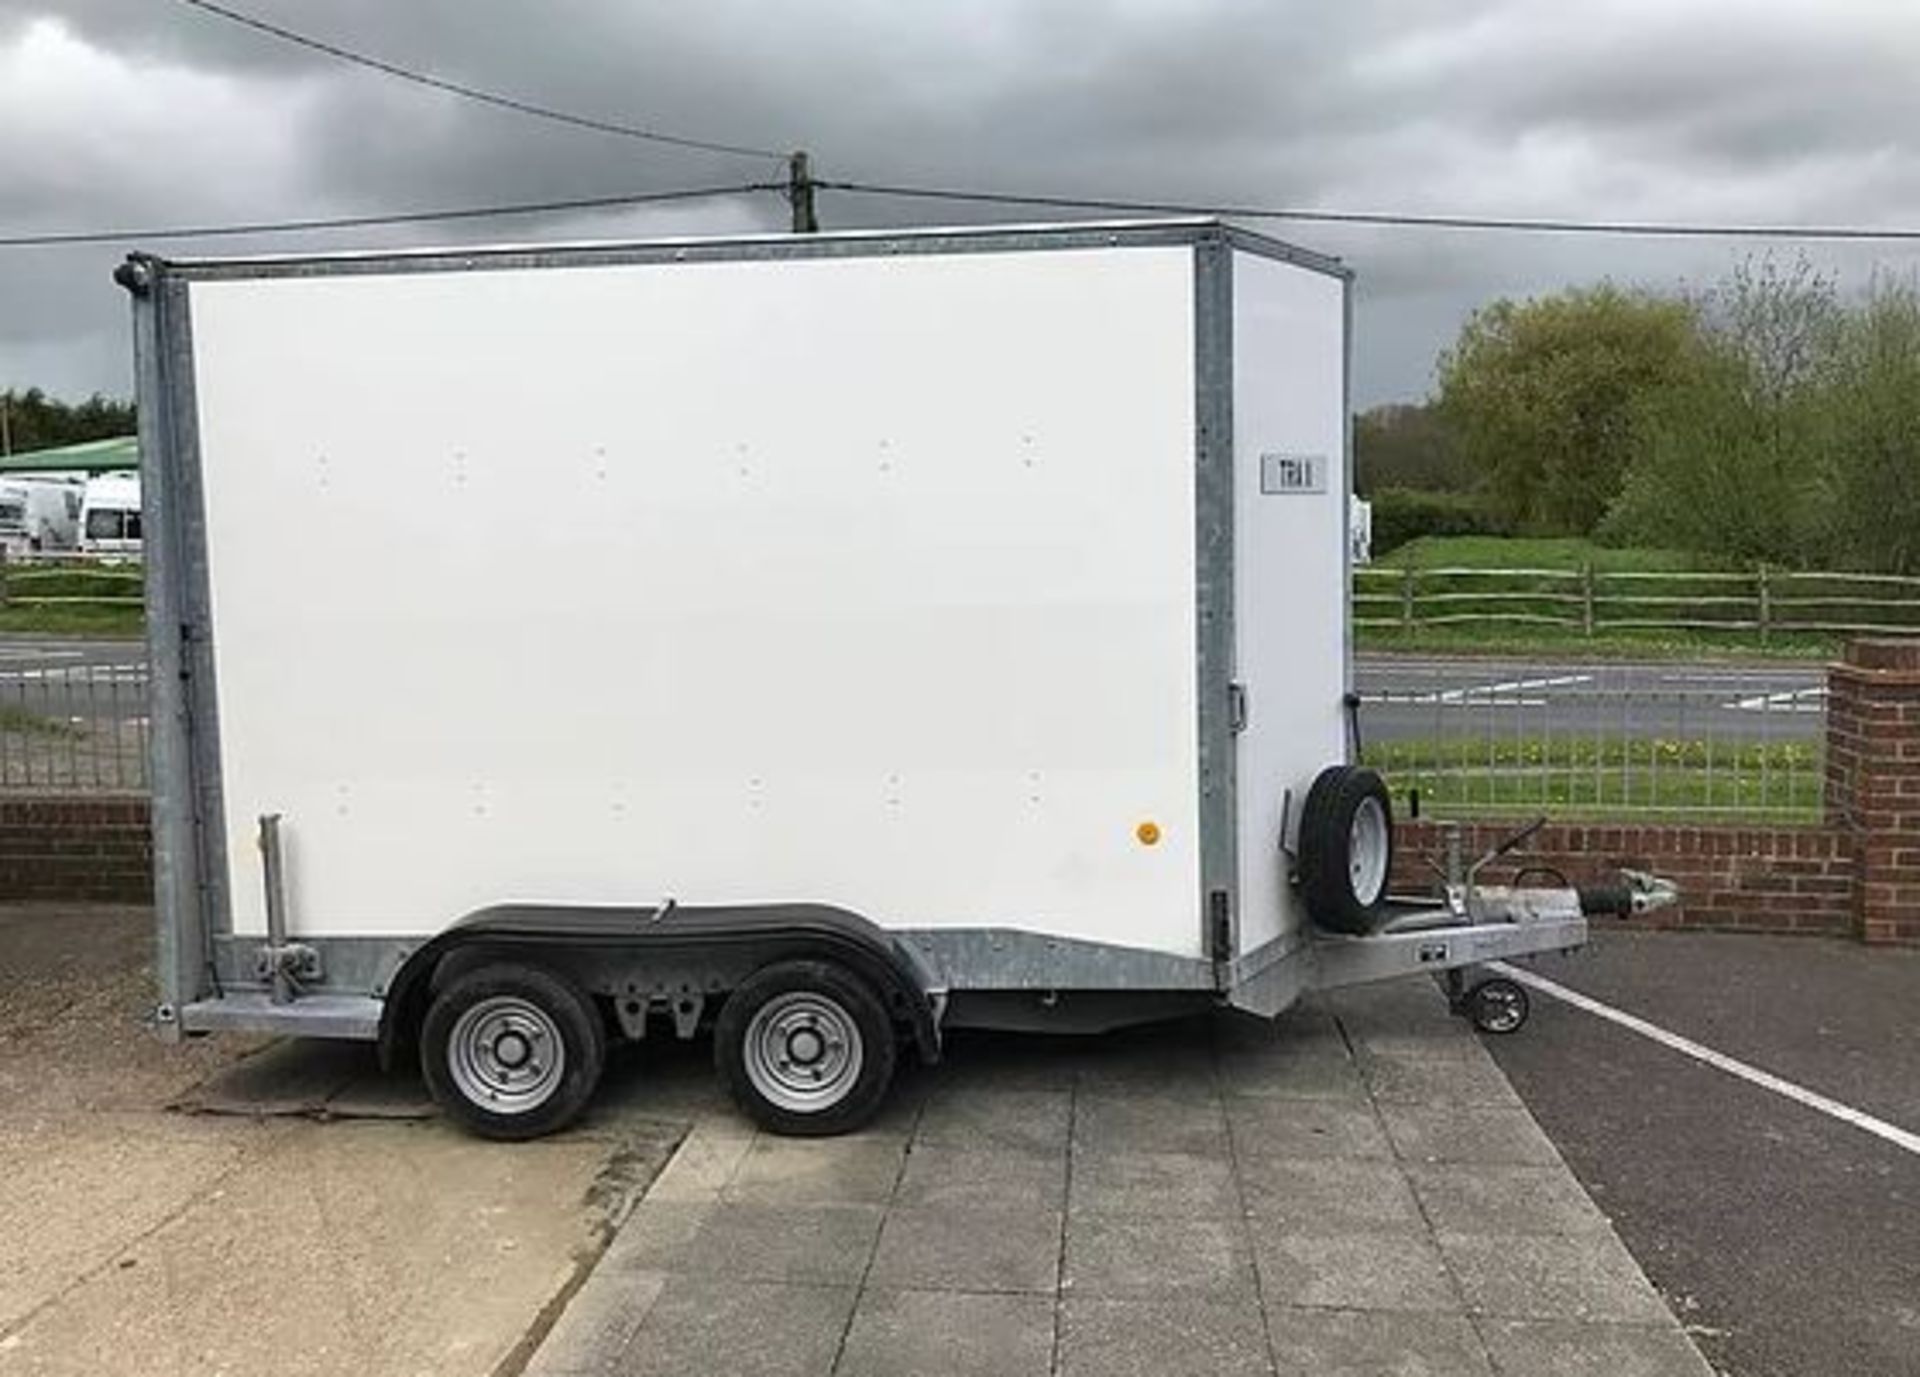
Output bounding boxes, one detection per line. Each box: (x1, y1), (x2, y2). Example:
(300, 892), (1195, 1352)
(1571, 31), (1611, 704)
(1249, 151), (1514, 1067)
(0, 636), (147, 720)
(1357, 655), (1825, 743)
(1495, 931), (1920, 1377)
(0, 638), (144, 672)
(0, 639), (1830, 740)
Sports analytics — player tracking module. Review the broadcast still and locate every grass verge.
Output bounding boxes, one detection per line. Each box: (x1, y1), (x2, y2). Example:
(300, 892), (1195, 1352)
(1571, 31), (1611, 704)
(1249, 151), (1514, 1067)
(1365, 736), (1823, 823)
(0, 704), (83, 739)
(1357, 625), (1839, 660)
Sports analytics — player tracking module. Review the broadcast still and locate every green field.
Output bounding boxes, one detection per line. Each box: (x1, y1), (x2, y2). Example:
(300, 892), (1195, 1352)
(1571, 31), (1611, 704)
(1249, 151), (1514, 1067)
(0, 563), (143, 637)
(0, 605), (142, 636)
(1372, 535), (1711, 574)
(1366, 735), (1823, 822)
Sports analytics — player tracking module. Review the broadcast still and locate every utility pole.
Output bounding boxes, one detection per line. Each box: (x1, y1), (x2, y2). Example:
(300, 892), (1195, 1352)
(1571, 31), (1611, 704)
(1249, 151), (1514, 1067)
(1, 393), (10, 456)
(787, 150), (818, 234)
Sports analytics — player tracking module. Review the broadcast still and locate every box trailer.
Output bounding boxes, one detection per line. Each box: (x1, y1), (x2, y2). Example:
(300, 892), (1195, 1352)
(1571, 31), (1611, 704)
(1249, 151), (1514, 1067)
(119, 221), (1670, 1139)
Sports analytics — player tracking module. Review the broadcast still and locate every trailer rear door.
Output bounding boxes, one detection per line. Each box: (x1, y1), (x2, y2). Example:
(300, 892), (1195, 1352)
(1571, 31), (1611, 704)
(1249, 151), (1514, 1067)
(1227, 248), (1351, 956)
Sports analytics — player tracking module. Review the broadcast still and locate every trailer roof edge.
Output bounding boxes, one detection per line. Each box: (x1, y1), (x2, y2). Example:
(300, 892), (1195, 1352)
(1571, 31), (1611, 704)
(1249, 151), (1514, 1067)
(130, 217), (1350, 283)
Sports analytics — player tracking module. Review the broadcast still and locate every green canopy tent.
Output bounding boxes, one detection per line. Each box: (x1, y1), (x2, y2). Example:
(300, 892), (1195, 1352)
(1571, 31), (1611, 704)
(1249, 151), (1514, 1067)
(0, 435), (138, 475)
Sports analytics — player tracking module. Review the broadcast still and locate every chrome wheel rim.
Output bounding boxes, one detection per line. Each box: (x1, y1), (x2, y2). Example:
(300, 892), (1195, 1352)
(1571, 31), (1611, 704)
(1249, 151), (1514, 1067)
(742, 991), (863, 1114)
(1348, 795), (1390, 906)
(447, 995), (565, 1114)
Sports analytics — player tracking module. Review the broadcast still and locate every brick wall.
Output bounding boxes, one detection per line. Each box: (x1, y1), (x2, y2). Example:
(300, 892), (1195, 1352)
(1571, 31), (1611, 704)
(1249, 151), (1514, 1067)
(1389, 820), (1855, 937)
(1826, 640), (1920, 943)
(0, 796), (151, 904)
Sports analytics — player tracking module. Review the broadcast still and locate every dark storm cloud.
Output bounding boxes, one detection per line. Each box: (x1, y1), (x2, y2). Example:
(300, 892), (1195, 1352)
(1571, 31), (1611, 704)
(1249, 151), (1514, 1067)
(3, 0), (1919, 404)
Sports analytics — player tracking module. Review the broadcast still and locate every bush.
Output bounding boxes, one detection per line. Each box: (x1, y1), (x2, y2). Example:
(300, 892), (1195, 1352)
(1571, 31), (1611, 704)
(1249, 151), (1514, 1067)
(1604, 258), (1835, 564)
(1436, 286), (1698, 535)
(1819, 278), (1920, 573)
(1369, 488), (1501, 556)
(1603, 336), (1827, 563)
(1355, 402), (1472, 494)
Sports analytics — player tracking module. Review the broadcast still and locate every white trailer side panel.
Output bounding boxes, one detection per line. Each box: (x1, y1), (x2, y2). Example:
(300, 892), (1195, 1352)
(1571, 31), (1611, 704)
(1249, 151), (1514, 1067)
(187, 248), (1205, 953)
(1229, 251), (1350, 955)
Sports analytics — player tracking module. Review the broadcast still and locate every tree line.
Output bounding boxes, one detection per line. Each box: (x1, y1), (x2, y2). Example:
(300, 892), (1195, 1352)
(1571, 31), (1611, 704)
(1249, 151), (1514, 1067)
(0, 388), (135, 456)
(1359, 260), (1920, 573)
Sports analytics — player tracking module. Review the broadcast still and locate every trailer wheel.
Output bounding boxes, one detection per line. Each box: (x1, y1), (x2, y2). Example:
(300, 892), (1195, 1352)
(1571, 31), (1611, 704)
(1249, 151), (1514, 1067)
(1465, 977), (1530, 1035)
(1297, 764), (1395, 935)
(420, 963), (606, 1141)
(716, 960), (896, 1136)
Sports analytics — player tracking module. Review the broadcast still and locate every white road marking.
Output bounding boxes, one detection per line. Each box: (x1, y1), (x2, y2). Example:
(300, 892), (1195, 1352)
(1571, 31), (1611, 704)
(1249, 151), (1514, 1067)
(1394, 673), (1593, 707)
(1489, 962), (1920, 1158)
(1655, 671), (1821, 685)
(0, 667), (146, 682)
(1726, 687), (1828, 714)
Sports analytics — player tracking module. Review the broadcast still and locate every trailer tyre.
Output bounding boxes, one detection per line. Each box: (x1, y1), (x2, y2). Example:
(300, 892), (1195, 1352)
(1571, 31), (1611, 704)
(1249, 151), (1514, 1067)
(717, 960), (896, 1137)
(420, 963), (606, 1141)
(1298, 765), (1395, 935)
(1465, 977), (1530, 1035)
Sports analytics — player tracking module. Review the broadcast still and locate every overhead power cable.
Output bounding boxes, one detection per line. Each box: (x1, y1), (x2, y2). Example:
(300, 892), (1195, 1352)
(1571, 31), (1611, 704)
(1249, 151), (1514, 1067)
(175, 0), (786, 161)
(0, 184), (780, 249)
(20, 173), (1920, 254)
(821, 179), (1920, 243)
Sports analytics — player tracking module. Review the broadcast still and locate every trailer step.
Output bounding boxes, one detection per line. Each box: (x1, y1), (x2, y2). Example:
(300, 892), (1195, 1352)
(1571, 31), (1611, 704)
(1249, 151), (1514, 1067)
(179, 992), (381, 1041)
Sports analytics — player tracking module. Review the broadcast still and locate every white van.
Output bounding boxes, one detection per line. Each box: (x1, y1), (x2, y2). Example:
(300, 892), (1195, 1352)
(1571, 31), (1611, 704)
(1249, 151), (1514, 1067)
(79, 472), (142, 557)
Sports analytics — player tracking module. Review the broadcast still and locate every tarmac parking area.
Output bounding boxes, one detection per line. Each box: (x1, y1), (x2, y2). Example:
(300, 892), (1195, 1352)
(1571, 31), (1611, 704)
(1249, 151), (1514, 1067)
(1495, 930), (1920, 1377)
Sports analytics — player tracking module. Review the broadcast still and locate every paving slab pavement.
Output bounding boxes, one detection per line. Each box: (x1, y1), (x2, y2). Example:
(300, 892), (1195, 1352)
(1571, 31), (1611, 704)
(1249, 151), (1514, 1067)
(527, 982), (1714, 1377)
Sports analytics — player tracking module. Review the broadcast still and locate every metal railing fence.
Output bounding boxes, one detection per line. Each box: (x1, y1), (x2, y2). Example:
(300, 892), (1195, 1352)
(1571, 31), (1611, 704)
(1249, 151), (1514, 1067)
(0, 658), (149, 793)
(1357, 663), (1825, 822)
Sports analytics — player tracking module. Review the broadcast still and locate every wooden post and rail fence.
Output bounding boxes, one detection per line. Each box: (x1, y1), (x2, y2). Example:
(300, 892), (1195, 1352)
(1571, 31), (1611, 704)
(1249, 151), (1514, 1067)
(7, 554), (1920, 640)
(1354, 563), (1920, 643)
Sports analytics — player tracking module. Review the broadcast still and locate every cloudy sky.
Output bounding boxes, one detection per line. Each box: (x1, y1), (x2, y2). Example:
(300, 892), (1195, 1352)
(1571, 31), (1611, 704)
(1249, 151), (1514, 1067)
(4, 0), (1919, 407)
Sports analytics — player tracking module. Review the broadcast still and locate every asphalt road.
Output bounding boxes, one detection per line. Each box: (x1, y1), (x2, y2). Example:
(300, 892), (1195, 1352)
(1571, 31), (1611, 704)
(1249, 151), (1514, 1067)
(0, 636), (147, 721)
(0, 636), (1829, 744)
(1356, 655), (1825, 744)
(1494, 931), (1920, 1377)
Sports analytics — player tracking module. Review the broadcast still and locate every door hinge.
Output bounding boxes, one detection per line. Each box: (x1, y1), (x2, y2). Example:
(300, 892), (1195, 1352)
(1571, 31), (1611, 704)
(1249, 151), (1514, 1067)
(1228, 682), (1248, 734)
(1208, 888), (1233, 962)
